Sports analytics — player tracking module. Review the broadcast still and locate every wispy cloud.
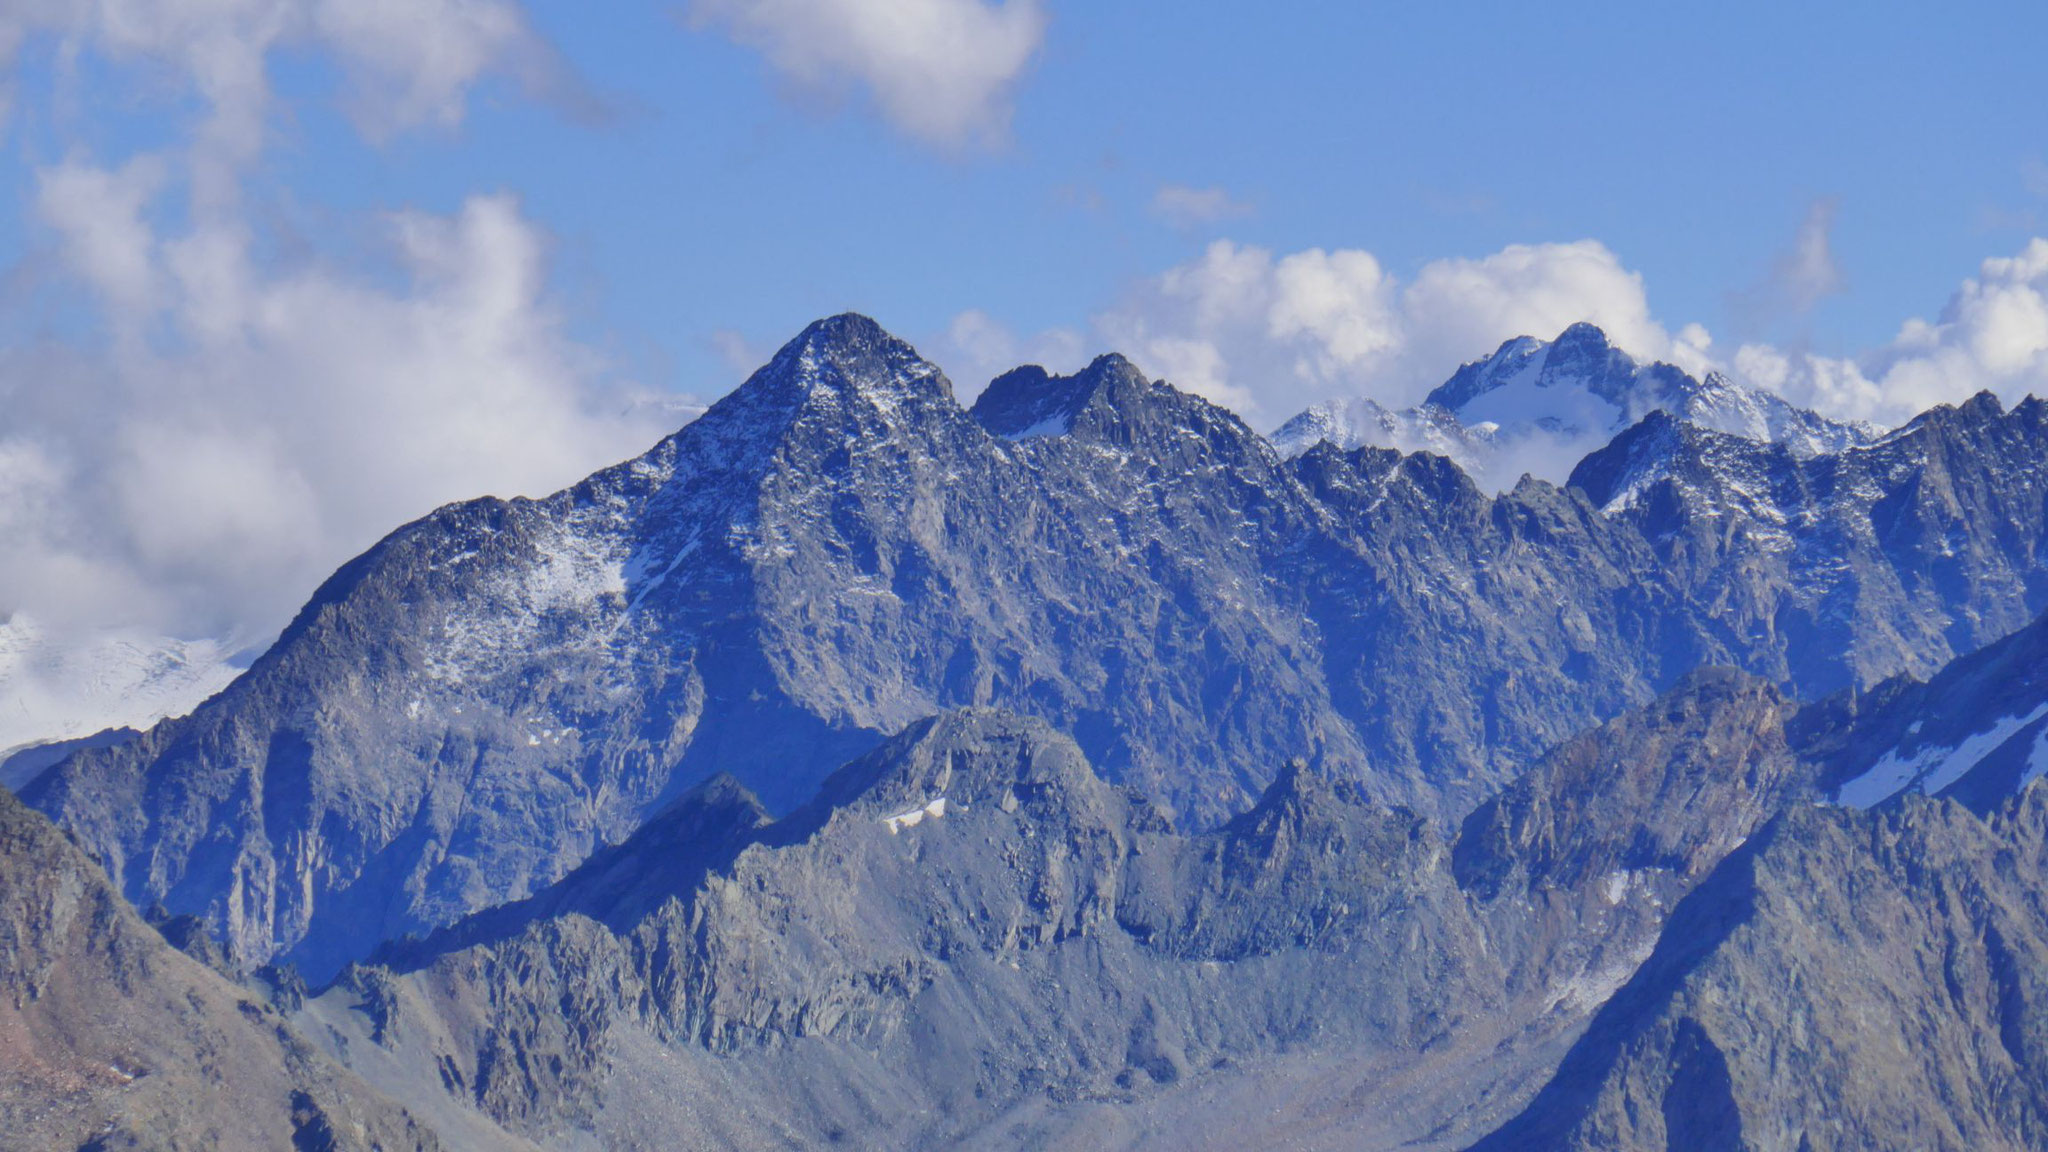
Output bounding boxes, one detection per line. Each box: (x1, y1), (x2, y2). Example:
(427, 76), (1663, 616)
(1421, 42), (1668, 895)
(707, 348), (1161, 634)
(1775, 198), (1846, 314)
(0, 0), (576, 205)
(2026, 159), (2048, 200)
(1150, 184), (1253, 230)
(1731, 198), (1846, 336)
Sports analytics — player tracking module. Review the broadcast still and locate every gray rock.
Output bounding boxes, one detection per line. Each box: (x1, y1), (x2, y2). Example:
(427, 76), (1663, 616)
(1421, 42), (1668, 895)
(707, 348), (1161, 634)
(1473, 788), (2048, 1151)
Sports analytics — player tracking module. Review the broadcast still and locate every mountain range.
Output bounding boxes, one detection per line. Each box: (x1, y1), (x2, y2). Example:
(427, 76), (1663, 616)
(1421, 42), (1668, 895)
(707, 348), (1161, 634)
(10, 314), (2048, 1149)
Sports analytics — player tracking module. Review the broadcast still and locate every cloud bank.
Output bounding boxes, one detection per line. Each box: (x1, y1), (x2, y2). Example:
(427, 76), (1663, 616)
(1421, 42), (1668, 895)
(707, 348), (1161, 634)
(942, 229), (2048, 447)
(1741, 238), (2048, 426)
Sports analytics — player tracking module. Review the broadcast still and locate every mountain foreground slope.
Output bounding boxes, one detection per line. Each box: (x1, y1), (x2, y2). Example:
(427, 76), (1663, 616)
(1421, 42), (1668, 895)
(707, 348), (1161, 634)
(0, 786), (452, 1152)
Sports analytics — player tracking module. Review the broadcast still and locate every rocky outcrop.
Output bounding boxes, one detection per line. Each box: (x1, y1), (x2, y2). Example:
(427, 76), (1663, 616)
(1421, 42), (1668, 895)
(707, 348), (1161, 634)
(1456, 667), (1806, 903)
(307, 676), (1836, 1149)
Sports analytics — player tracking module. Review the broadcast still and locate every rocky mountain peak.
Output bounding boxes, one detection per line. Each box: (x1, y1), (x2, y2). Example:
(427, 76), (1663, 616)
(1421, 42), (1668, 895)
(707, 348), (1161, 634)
(1267, 322), (1871, 492)
(1544, 320), (1630, 378)
(1564, 408), (1699, 506)
(970, 352), (1165, 441)
(695, 312), (958, 450)
(1426, 322), (1643, 421)
(1224, 758), (1382, 836)
(971, 364), (1084, 438)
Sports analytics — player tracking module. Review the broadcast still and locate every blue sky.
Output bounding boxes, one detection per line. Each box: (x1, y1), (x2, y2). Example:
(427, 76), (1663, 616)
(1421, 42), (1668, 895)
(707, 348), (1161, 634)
(1, 0), (2046, 650)
(10, 3), (2048, 393)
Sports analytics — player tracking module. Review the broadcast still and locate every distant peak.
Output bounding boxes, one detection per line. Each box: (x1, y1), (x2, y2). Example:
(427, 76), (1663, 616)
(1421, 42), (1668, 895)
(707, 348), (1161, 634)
(1425, 322), (1635, 415)
(790, 311), (888, 348)
(1960, 389), (2006, 418)
(1891, 389), (2008, 440)
(1083, 351), (1145, 380)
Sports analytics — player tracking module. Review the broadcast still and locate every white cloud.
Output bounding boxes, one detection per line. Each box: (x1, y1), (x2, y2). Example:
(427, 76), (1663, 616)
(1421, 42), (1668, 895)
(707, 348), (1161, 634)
(1095, 238), (1679, 419)
(1402, 242), (1674, 378)
(309, 0), (557, 137)
(0, 0), (665, 716)
(34, 155), (167, 324)
(687, 0), (1046, 148)
(1087, 228), (2046, 437)
(4, 186), (667, 642)
(1736, 238), (2048, 425)
(1150, 184), (1252, 230)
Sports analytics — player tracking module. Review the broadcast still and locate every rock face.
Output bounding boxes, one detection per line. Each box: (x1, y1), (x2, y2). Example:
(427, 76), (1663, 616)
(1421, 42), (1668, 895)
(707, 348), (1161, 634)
(1803, 607), (2048, 811)
(0, 786), (444, 1152)
(1574, 393), (2048, 696)
(307, 671), (1833, 1150)
(1474, 790), (2048, 1152)
(1455, 667), (1806, 905)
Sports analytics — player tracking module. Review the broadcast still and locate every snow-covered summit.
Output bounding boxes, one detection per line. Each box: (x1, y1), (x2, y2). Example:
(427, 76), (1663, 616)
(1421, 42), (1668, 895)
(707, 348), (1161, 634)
(1270, 323), (1877, 490)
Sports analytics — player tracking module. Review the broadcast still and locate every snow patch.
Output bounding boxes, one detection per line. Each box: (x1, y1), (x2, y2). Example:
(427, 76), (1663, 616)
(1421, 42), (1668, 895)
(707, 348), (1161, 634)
(882, 796), (948, 834)
(1601, 870), (1630, 906)
(2020, 724), (2048, 792)
(1836, 702), (2048, 808)
(1009, 413), (1072, 439)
